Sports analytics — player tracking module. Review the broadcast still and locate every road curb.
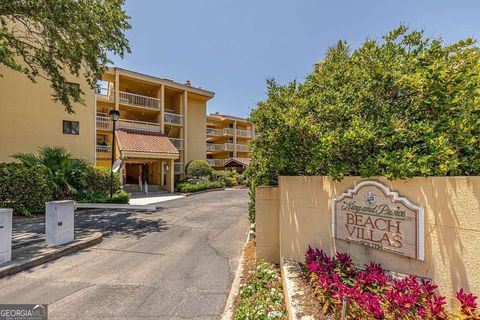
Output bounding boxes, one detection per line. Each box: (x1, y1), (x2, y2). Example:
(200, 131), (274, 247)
(221, 229), (253, 320)
(0, 232), (103, 279)
(182, 188), (226, 196)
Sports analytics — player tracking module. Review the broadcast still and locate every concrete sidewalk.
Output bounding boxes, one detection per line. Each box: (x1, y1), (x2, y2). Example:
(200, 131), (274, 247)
(129, 193), (185, 205)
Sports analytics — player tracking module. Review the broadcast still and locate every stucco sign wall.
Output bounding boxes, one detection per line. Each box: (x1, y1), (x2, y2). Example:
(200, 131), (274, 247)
(332, 181), (424, 260)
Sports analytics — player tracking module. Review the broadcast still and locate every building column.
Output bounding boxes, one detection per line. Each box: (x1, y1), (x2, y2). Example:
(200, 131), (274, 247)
(114, 70), (120, 111)
(183, 91), (188, 166)
(233, 120), (237, 158)
(166, 158), (175, 193)
(159, 84), (165, 133)
(160, 160), (165, 186)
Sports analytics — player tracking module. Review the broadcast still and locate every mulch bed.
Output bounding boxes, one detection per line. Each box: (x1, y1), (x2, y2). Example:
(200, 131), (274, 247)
(233, 239), (257, 311)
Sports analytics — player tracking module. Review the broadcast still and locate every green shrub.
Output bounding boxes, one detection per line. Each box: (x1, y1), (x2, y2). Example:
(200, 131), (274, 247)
(247, 26), (480, 222)
(210, 170), (237, 187)
(0, 163), (52, 216)
(76, 166), (120, 202)
(185, 160), (213, 178)
(176, 180), (223, 193)
(110, 190), (129, 204)
(13, 146), (90, 200)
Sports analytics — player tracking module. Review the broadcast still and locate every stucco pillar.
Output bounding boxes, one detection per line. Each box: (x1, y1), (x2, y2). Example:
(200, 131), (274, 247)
(159, 84), (165, 133)
(160, 160), (165, 186)
(233, 120), (237, 158)
(114, 70), (120, 111)
(166, 158), (175, 193)
(183, 91), (188, 165)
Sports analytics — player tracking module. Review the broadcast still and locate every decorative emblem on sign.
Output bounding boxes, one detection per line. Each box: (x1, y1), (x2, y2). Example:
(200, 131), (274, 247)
(332, 181), (424, 261)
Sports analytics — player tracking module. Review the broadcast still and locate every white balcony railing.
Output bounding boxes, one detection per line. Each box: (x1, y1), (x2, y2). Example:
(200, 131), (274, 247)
(223, 128), (235, 136)
(207, 128), (222, 136)
(236, 129), (252, 138)
(206, 143), (223, 152)
(237, 144), (249, 152)
(169, 138), (184, 150)
(96, 88), (115, 103)
(174, 162), (184, 174)
(96, 145), (111, 158)
(118, 91), (160, 110)
(96, 114), (161, 132)
(117, 119), (161, 132)
(207, 159), (227, 167)
(224, 143), (235, 151)
(164, 112), (184, 126)
(96, 113), (111, 130)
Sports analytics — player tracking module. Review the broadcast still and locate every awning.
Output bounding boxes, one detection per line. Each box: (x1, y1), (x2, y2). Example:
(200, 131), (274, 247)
(223, 157), (250, 167)
(115, 128), (180, 159)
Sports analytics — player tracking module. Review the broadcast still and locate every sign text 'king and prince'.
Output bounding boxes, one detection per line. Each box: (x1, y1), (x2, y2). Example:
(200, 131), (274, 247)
(332, 181), (424, 260)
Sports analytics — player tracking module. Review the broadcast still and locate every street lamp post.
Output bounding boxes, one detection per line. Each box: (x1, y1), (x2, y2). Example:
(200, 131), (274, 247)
(109, 109), (120, 198)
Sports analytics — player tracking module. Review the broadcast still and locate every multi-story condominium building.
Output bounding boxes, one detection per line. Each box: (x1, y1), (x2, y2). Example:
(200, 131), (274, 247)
(0, 66), (214, 193)
(206, 113), (257, 172)
(95, 68), (214, 192)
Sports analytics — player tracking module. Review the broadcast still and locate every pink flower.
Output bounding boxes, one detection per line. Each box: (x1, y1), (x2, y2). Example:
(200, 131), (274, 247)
(456, 288), (478, 316)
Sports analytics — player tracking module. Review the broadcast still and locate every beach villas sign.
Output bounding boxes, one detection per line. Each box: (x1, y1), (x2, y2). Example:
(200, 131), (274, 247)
(332, 181), (424, 261)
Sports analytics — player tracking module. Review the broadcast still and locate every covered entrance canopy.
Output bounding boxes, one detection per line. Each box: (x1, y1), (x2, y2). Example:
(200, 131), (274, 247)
(223, 157), (250, 173)
(115, 128), (179, 192)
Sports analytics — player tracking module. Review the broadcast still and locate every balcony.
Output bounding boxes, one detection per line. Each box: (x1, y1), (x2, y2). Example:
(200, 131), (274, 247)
(236, 129), (253, 138)
(169, 138), (184, 150)
(206, 143), (235, 152)
(117, 119), (161, 132)
(96, 88), (161, 110)
(96, 145), (111, 159)
(222, 128), (235, 136)
(96, 88), (115, 103)
(164, 112), (184, 126)
(207, 159), (226, 167)
(174, 162), (184, 174)
(96, 114), (161, 132)
(118, 91), (160, 110)
(207, 127), (222, 136)
(237, 144), (249, 152)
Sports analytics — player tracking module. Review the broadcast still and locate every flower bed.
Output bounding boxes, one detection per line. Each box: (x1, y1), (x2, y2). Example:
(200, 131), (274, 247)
(304, 246), (479, 319)
(233, 241), (287, 320)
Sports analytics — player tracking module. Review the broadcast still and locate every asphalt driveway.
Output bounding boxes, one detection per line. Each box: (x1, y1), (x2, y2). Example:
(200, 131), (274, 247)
(0, 189), (250, 319)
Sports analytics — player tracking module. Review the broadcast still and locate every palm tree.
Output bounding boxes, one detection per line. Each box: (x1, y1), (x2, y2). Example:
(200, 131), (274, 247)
(12, 146), (89, 199)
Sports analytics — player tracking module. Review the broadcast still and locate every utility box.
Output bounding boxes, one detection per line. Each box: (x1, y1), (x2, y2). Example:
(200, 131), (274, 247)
(0, 209), (13, 265)
(45, 200), (74, 246)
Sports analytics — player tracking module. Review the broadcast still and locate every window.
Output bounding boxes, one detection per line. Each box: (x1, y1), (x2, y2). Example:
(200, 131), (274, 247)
(63, 120), (79, 135)
(228, 123), (234, 128)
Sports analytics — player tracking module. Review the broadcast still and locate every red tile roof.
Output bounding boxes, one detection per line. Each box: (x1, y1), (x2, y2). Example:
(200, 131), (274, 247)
(115, 129), (179, 156)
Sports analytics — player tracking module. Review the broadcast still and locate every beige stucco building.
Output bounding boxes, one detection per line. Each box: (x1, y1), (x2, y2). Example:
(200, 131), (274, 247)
(95, 68), (214, 192)
(206, 113), (257, 172)
(0, 66), (96, 164)
(0, 66), (214, 192)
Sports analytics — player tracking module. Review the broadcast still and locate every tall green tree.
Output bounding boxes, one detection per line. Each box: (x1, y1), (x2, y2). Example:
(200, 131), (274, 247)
(246, 26), (480, 222)
(0, 0), (131, 113)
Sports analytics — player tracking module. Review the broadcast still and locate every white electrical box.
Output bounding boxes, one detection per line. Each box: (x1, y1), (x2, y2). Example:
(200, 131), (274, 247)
(45, 200), (74, 246)
(0, 208), (13, 265)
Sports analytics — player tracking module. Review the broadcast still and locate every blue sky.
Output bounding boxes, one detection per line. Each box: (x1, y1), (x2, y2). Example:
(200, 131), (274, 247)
(111, 0), (480, 118)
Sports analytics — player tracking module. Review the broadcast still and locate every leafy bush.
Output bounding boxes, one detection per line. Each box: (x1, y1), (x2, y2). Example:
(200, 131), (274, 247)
(210, 170), (237, 187)
(185, 160), (213, 178)
(175, 180), (223, 193)
(305, 246), (480, 319)
(234, 261), (287, 320)
(246, 26), (480, 222)
(110, 190), (129, 204)
(0, 163), (52, 216)
(76, 166), (120, 202)
(13, 146), (90, 199)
